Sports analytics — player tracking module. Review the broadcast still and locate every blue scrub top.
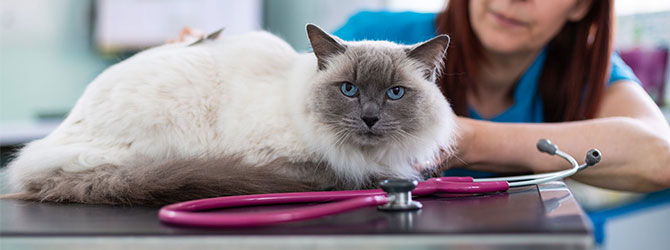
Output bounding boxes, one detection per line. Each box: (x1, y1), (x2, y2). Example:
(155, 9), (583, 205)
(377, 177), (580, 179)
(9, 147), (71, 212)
(334, 11), (641, 123)
(335, 14), (666, 245)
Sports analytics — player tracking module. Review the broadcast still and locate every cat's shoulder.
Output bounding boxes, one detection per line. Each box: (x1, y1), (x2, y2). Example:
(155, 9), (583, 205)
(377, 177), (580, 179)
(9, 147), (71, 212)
(218, 30), (296, 53)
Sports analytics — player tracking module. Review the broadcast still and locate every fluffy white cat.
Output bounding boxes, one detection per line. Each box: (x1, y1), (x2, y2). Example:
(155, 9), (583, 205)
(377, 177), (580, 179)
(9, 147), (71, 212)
(4, 24), (457, 205)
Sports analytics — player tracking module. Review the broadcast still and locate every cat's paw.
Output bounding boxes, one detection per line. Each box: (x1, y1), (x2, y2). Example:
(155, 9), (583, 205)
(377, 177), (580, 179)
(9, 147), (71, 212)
(413, 148), (451, 172)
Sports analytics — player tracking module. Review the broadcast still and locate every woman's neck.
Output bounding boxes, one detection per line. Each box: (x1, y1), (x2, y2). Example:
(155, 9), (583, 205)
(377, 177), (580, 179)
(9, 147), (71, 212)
(468, 49), (541, 118)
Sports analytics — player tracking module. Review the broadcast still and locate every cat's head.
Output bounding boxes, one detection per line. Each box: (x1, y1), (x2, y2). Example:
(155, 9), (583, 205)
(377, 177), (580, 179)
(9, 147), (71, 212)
(305, 24), (455, 149)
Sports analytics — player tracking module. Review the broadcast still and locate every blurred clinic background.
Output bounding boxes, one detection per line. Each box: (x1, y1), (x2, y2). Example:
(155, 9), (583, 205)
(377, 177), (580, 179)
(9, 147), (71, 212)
(0, 1), (669, 249)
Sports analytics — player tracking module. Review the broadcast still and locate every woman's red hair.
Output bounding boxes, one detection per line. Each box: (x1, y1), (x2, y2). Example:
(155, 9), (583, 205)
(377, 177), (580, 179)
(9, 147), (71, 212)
(435, 0), (613, 122)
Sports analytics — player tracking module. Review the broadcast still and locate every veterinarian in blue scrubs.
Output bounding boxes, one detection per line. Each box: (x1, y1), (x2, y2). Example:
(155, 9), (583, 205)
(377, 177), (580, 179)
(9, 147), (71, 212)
(335, 0), (670, 243)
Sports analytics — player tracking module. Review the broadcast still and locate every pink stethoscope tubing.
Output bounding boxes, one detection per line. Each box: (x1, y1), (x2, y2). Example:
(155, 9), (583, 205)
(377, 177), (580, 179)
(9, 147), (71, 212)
(158, 177), (509, 227)
(158, 139), (600, 228)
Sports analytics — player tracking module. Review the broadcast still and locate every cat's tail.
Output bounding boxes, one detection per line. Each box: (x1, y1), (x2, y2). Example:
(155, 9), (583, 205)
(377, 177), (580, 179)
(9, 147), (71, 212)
(2, 157), (328, 206)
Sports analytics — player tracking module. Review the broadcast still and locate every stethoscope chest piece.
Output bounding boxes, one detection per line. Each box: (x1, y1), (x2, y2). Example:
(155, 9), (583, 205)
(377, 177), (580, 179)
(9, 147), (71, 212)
(377, 179), (423, 211)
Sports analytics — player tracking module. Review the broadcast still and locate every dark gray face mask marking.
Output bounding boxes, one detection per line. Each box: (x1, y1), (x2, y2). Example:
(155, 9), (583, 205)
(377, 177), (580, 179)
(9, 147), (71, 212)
(306, 24), (450, 147)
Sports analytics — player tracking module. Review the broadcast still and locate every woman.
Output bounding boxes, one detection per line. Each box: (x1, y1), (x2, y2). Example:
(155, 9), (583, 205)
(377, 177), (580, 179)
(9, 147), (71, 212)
(335, 0), (669, 192)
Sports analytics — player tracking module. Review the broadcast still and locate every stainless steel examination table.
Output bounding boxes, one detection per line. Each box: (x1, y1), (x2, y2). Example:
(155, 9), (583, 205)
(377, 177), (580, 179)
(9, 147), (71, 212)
(0, 181), (594, 250)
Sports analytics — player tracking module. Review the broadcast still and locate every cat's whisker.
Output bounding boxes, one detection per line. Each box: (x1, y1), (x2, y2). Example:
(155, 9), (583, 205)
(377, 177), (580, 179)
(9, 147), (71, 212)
(387, 133), (405, 147)
(337, 131), (354, 147)
(333, 131), (347, 147)
(396, 128), (428, 144)
(453, 155), (467, 166)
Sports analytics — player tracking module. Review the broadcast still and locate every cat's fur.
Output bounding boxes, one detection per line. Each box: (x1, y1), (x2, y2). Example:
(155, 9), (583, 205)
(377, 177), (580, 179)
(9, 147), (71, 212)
(3, 25), (457, 206)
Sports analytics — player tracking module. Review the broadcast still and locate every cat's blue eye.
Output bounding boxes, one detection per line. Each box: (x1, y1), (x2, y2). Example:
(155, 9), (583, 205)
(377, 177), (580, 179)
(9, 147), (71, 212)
(386, 86), (406, 100)
(340, 82), (358, 97)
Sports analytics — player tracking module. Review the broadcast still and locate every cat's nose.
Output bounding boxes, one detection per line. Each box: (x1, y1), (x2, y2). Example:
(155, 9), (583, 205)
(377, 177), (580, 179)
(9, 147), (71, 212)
(361, 116), (380, 128)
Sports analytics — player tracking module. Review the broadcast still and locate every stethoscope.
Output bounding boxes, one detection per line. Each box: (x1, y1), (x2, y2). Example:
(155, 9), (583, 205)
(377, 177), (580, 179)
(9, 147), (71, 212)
(159, 139), (601, 227)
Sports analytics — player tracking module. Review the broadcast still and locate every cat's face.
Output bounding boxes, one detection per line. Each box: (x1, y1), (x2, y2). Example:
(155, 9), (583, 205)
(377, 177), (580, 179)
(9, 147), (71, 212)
(306, 24), (452, 147)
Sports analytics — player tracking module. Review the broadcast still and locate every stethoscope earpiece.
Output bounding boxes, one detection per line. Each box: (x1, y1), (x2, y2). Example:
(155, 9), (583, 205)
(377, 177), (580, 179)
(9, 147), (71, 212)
(585, 149), (602, 166)
(537, 138), (558, 155)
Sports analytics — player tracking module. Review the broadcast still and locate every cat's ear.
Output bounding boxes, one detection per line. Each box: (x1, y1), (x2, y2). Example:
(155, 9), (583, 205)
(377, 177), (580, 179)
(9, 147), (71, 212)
(407, 34), (450, 80)
(306, 24), (346, 70)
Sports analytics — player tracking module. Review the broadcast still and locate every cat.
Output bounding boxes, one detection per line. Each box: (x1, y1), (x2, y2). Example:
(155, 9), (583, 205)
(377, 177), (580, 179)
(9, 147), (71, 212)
(3, 24), (457, 206)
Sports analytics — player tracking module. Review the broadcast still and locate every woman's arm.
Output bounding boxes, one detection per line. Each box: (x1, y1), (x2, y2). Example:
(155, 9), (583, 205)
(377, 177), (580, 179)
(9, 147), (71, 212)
(451, 81), (670, 192)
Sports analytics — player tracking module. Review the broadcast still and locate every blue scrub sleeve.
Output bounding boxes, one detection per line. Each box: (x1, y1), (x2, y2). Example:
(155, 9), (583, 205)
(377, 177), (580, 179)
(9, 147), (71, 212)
(333, 11), (386, 41)
(333, 11), (438, 44)
(608, 52), (641, 86)
(332, 13), (360, 40)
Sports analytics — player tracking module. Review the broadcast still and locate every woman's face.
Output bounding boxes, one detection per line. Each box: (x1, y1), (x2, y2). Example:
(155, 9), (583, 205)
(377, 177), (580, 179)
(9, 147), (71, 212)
(469, 0), (593, 55)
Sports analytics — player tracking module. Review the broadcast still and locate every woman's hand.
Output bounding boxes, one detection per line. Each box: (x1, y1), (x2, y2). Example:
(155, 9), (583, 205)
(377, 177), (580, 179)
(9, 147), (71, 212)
(438, 82), (670, 192)
(167, 27), (205, 44)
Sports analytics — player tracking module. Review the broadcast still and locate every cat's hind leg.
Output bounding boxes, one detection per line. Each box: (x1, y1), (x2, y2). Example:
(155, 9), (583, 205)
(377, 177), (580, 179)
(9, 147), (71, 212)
(2, 138), (121, 199)
(3, 140), (326, 206)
